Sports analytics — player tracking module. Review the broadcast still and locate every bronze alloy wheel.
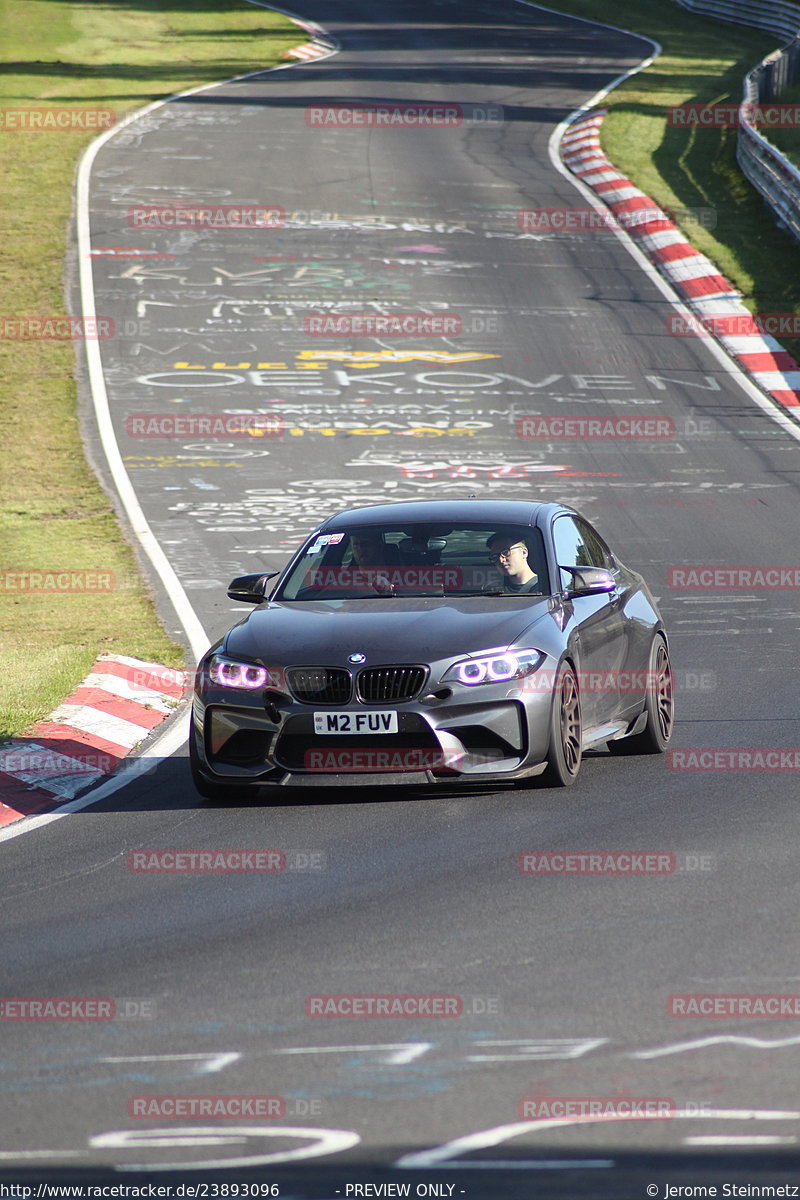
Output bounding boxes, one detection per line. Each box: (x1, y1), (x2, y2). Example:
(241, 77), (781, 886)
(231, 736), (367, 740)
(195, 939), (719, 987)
(654, 640), (674, 743)
(608, 635), (674, 756)
(560, 667), (582, 775)
(541, 662), (582, 787)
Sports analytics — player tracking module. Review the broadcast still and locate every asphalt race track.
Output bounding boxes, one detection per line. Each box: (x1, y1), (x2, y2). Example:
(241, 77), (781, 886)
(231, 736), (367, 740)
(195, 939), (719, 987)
(2, 0), (800, 1194)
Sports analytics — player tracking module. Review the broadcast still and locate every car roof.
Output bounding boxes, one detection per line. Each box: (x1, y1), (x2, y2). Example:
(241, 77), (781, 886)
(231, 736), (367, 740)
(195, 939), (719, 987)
(317, 499), (572, 529)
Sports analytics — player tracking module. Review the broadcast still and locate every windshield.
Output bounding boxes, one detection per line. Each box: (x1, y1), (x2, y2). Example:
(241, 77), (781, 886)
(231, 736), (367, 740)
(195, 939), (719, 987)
(275, 522), (549, 601)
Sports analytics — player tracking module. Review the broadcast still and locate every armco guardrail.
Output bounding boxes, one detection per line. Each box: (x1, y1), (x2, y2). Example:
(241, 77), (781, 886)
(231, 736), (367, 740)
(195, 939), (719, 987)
(739, 43), (800, 244)
(672, 0), (800, 40)
(673, 0), (800, 244)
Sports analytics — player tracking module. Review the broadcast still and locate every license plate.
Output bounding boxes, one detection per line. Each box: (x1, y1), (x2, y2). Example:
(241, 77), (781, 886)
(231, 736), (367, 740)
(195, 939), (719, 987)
(313, 710), (399, 735)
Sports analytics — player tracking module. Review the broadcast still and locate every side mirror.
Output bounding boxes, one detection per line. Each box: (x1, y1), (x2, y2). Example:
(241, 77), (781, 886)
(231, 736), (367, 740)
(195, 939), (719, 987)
(561, 566), (616, 597)
(227, 572), (279, 603)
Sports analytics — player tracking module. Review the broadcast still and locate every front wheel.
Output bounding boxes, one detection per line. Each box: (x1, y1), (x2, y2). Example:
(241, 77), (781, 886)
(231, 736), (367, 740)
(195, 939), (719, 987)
(539, 662), (582, 787)
(608, 635), (674, 755)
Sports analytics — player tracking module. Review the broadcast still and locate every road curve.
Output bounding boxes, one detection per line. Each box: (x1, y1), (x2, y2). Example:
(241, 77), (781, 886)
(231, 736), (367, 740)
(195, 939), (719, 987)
(2, 0), (800, 1194)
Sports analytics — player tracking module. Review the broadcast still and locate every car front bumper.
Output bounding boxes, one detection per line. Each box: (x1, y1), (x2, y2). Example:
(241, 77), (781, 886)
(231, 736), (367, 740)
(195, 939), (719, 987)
(191, 673), (555, 788)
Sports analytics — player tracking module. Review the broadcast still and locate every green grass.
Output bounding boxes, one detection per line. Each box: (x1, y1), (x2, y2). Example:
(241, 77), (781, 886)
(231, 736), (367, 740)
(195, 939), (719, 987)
(540, 0), (800, 356)
(3, 0), (798, 742)
(0, 0), (302, 741)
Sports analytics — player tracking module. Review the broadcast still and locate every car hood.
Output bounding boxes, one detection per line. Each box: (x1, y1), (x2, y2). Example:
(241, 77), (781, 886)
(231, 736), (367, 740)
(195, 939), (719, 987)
(223, 596), (552, 666)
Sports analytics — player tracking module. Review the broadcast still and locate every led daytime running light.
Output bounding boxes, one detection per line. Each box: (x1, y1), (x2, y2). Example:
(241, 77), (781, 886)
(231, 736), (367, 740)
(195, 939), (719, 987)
(457, 654), (520, 684)
(210, 657), (268, 690)
(445, 648), (543, 687)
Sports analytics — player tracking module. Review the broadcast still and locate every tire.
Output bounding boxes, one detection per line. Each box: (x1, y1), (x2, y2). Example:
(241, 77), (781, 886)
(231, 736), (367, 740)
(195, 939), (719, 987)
(189, 729), (242, 802)
(540, 662), (582, 787)
(608, 635), (674, 756)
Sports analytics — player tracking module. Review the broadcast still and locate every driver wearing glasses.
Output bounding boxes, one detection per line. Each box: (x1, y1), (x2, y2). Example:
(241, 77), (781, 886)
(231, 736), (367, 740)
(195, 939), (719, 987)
(486, 532), (540, 594)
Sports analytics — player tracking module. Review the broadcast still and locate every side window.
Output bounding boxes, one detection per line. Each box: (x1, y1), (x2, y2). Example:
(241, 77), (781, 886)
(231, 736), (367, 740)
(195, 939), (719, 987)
(575, 519), (614, 571)
(552, 516), (593, 589)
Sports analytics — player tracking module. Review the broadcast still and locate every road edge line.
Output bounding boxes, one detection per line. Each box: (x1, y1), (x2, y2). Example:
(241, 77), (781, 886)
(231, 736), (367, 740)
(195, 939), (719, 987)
(513, 0), (800, 443)
(0, 8), (339, 845)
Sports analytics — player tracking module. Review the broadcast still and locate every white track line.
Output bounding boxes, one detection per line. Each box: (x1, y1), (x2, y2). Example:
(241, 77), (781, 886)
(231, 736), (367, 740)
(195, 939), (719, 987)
(75, 7), (339, 668)
(1, 10), (339, 847)
(0, 711), (191, 845)
(17, 2), (796, 852)
(511, 0), (800, 445)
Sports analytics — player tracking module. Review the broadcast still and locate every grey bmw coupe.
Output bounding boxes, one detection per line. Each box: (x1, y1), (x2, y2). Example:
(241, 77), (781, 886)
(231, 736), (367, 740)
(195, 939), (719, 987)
(190, 499), (673, 796)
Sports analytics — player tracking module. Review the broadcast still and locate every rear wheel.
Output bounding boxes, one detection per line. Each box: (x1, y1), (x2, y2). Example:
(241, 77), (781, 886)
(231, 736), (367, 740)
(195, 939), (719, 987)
(608, 635), (673, 755)
(540, 662), (582, 787)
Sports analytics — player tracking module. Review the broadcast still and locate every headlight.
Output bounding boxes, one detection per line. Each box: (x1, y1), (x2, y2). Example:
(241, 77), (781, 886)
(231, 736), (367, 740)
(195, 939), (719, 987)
(208, 654), (268, 690)
(442, 648), (545, 686)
